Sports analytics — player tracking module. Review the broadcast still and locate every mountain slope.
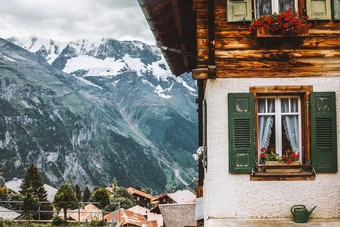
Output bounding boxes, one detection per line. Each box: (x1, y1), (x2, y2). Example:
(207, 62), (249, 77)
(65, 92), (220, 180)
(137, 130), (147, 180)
(1, 38), (198, 193)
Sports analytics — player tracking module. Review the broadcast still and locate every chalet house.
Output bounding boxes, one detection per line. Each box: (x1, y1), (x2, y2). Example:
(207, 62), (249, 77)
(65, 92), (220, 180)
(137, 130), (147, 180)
(139, 0), (340, 226)
(127, 187), (153, 209)
(158, 190), (196, 205)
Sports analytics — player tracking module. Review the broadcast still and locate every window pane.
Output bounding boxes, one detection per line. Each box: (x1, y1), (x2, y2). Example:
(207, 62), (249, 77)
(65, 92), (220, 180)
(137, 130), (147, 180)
(257, 0), (272, 16)
(279, 0), (294, 13)
(258, 98), (266, 113)
(258, 116), (275, 164)
(281, 98), (289, 113)
(282, 115), (300, 154)
(291, 98), (298, 113)
(268, 98), (275, 113)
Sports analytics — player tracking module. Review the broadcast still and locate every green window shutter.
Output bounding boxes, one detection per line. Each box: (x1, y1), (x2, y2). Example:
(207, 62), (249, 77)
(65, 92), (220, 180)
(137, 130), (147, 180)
(311, 92), (337, 173)
(227, 0), (252, 22)
(228, 93), (255, 173)
(306, 0), (331, 20)
(334, 0), (340, 20)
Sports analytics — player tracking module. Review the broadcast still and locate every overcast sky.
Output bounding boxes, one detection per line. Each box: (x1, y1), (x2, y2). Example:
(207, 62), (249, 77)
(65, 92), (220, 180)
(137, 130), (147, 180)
(0, 0), (155, 44)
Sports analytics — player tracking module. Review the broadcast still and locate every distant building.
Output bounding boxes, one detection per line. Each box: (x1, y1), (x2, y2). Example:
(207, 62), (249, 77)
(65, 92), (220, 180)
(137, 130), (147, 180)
(159, 203), (196, 227)
(158, 190), (196, 205)
(104, 208), (157, 227)
(127, 187), (152, 209)
(58, 203), (102, 222)
(0, 206), (21, 220)
(128, 205), (164, 227)
(5, 178), (57, 202)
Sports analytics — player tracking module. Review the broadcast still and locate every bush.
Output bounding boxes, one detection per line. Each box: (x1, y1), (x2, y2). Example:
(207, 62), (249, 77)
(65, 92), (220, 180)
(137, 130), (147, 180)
(89, 220), (105, 227)
(51, 215), (63, 226)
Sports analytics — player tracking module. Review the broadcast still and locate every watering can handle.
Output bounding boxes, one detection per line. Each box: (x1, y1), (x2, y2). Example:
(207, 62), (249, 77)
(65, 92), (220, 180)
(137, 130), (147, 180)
(291, 205), (306, 215)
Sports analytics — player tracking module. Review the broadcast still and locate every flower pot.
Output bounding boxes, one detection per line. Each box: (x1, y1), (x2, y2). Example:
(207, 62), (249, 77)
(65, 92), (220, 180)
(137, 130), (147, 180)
(264, 161), (301, 172)
(256, 24), (309, 37)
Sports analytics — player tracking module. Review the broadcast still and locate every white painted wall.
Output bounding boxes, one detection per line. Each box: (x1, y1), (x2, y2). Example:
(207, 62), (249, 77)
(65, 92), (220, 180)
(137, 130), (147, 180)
(204, 77), (340, 225)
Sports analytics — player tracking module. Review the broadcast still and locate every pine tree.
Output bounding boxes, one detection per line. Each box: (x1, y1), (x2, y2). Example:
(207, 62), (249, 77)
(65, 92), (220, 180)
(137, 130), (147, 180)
(19, 163), (47, 201)
(19, 163), (52, 220)
(22, 187), (40, 223)
(75, 184), (82, 202)
(83, 186), (91, 202)
(53, 183), (79, 222)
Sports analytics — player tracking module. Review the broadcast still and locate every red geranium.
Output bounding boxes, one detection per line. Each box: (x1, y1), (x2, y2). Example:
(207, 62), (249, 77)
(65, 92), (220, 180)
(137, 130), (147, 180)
(248, 8), (309, 35)
(288, 158), (292, 163)
(260, 153), (266, 158)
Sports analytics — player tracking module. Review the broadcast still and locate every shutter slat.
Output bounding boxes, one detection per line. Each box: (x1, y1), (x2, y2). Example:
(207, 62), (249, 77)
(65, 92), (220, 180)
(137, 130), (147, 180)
(334, 0), (340, 20)
(227, 0), (252, 22)
(311, 92), (337, 173)
(307, 0), (332, 20)
(229, 93), (255, 173)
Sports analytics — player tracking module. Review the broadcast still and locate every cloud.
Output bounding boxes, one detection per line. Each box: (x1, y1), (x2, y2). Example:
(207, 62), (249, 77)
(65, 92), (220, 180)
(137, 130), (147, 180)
(0, 0), (155, 44)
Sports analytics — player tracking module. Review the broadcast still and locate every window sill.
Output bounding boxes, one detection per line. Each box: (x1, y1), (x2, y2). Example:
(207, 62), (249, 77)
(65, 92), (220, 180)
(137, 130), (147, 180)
(250, 170), (315, 181)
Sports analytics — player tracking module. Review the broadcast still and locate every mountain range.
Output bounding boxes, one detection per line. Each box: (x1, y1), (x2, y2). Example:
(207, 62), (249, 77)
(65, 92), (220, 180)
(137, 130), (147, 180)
(0, 37), (198, 193)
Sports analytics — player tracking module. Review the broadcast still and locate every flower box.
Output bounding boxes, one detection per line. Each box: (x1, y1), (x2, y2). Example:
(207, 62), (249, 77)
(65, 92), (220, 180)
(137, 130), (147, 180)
(264, 161), (301, 173)
(256, 24), (309, 37)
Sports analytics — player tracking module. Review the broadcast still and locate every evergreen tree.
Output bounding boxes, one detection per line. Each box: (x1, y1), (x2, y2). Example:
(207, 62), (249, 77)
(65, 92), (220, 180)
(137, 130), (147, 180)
(83, 186), (91, 202)
(75, 184), (82, 202)
(19, 163), (47, 201)
(19, 163), (52, 219)
(134, 184), (142, 190)
(53, 183), (78, 222)
(22, 188), (40, 223)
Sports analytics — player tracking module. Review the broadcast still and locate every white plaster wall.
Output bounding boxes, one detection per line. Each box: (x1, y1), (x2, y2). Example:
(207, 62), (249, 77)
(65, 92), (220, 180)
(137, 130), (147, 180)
(204, 77), (340, 224)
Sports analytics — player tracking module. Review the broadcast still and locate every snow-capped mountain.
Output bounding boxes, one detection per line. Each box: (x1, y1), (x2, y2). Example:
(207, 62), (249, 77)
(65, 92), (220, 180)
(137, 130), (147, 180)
(1, 37), (198, 193)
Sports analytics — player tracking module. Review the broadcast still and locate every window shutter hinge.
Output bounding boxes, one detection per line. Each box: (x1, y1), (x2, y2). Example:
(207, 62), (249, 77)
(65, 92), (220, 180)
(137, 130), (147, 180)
(307, 101), (310, 107)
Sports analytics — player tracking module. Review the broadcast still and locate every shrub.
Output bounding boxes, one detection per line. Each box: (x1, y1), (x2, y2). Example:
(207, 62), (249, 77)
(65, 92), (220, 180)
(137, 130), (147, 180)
(89, 220), (105, 227)
(51, 215), (64, 226)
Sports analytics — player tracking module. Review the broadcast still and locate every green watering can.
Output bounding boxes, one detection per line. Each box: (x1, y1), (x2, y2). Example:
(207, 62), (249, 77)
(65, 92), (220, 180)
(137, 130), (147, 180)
(291, 205), (317, 223)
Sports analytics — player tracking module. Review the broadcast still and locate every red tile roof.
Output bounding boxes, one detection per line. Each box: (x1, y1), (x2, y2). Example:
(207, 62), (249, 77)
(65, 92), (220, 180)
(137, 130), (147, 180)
(104, 208), (148, 226)
(127, 187), (152, 200)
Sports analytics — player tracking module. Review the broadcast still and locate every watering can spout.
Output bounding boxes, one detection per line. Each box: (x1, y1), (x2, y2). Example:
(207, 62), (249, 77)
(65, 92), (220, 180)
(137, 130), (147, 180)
(307, 206), (317, 217)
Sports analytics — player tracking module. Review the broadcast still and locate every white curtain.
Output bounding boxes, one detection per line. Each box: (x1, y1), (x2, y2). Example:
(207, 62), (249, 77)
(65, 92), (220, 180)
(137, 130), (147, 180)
(282, 99), (299, 155)
(258, 100), (274, 164)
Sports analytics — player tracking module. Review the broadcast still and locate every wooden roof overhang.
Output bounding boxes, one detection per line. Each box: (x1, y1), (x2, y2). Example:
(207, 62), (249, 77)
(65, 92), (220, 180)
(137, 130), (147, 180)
(138, 0), (196, 76)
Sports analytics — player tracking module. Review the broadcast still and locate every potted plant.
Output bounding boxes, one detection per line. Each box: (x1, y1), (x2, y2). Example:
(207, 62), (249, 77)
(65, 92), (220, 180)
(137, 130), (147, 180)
(248, 8), (311, 37)
(260, 147), (301, 172)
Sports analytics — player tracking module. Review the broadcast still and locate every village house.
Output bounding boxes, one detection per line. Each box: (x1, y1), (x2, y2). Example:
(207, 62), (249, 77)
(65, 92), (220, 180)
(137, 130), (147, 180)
(127, 187), (153, 209)
(138, 0), (340, 226)
(158, 190), (196, 205)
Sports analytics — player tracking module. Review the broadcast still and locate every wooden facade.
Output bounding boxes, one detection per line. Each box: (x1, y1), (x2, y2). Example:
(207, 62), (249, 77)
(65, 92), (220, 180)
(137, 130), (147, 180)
(193, 0), (340, 79)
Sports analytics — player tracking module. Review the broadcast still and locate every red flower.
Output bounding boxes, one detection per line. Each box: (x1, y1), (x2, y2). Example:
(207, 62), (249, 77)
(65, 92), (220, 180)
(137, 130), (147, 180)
(296, 154), (300, 158)
(291, 27), (295, 31)
(270, 148), (275, 153)
(288, 159), (292, 163)
(306, 15), (309, 20)
(291, 152), (296, 157)
(281, 155), (286, 159)
(248, 25), (252, 31)
(285, 17), (289, 21)
(308, 23), (312, 28)
(283, 23), (288, 28)
(267, 18), (272, 23)
(260, 153), (266, 158)
(260, 147), (266, 152)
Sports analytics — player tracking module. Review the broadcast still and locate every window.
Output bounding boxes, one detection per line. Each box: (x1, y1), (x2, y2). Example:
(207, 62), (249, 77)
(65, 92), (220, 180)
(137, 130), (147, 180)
(228, 87), (337, 175)
(226, 0), (337, 21)
(256, 0), (298, 17)
(137, 196), (140, 201)
(257, 96), (302, 164)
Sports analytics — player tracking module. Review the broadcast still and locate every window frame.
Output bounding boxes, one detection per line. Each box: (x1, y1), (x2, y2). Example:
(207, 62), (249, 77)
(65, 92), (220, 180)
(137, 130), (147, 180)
(257, 95), (302, 163)
(255, 0), (299, 18)
(250, 86), (313, 167)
